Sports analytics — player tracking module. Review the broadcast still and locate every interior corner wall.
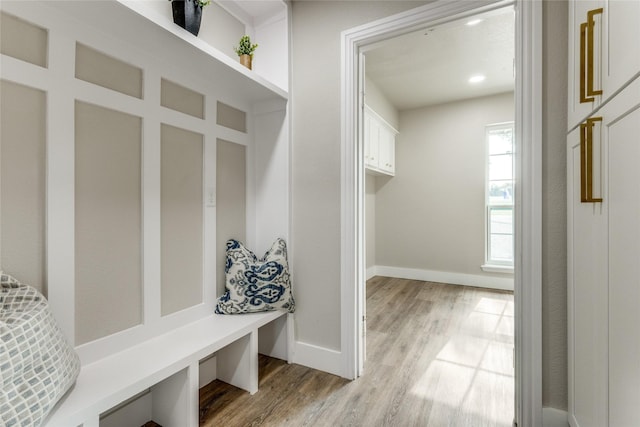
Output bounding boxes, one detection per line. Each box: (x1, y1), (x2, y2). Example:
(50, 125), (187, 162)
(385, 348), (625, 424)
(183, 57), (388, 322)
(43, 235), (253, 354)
(375, 92), (514, 279)
(365, 174), (376, 271)
(364, 75), (398, 276)
(542, 0), (568, 412)
(290, 0), (428, 354)
(364, 76), (399, 129)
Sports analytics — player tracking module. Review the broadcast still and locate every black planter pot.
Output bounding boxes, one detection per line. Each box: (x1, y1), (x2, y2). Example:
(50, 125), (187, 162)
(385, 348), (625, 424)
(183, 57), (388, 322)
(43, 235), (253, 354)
(171, 0), (202, 37)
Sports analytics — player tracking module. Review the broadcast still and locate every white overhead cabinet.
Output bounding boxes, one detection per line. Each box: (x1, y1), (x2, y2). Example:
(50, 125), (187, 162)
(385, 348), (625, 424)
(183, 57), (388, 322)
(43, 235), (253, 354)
(364, 106), (398, 176)
(567, 1), (640, 426)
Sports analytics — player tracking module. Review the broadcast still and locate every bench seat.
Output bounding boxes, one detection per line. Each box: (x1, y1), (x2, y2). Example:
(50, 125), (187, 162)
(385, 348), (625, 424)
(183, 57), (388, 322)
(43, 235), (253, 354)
(43, 311), (288, 427)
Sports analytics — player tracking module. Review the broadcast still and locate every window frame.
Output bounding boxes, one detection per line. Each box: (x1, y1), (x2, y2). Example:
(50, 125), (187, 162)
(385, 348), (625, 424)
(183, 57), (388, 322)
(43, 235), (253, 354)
(483, 121), (515, 271)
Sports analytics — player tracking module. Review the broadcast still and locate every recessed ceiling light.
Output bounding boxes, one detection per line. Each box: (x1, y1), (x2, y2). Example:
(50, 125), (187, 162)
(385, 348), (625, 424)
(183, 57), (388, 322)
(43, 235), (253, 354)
(469, 75), (486, 83)
(466, 19), (483, 26)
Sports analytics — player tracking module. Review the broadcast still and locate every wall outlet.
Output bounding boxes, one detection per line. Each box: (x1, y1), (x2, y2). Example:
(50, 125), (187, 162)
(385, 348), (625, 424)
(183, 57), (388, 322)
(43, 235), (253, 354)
(206, 188), (216, 207)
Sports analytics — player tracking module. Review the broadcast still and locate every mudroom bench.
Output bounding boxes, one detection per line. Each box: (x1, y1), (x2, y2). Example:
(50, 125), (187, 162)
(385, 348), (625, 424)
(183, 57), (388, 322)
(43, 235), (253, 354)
(43, 311), (289, 427)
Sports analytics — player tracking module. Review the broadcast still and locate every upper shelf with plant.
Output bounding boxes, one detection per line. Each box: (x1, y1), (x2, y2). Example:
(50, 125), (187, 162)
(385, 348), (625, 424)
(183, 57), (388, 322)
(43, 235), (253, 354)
(119, 0), (289, 98)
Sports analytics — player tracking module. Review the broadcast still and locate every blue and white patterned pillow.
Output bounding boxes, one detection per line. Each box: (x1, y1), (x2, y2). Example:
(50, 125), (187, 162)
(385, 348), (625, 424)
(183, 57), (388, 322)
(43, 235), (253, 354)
(215, 238), (295, 314)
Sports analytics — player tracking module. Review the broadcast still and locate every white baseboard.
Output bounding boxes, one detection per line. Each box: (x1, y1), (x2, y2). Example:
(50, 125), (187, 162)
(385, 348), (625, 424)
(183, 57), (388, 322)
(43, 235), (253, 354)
(292, 341), (344, 378)
(366, 266), (377, 280)
(542, 407), (569, 427)
(373, 265), (514, 291)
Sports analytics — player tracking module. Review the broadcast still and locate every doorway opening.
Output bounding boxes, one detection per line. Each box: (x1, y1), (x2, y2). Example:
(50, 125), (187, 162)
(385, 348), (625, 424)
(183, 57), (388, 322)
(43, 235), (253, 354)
(361, 6), (516, 424)
(340, 1), (543, 426)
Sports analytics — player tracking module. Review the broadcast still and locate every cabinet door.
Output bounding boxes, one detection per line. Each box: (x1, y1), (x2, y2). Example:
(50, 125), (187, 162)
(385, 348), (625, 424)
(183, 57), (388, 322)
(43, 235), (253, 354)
(568, 78), (640, 427)
(568, 0), (603, 129)
(567, 126), (608, 427)
(602, 79), (640, 427)
(569, 0), (640, 129)
(366, 115), (381, 170)
(603, 0), (640, 102)
(364, 113), (373, 168)
(377, 126), (395, 175)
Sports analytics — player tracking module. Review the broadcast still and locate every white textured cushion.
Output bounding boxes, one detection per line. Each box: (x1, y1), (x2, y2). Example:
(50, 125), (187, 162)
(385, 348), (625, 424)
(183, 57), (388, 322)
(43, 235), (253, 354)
(0, 272), (80, 427)
(215, 239), (295, 314)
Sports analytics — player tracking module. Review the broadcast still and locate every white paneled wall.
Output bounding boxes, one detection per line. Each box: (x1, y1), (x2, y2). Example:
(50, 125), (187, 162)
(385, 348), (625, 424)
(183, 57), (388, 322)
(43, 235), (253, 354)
(0, 0), (289, 364)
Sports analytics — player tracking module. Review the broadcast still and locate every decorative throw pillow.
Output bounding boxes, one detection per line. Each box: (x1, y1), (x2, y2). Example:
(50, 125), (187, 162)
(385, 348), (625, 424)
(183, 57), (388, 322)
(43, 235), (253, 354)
(0, 271), (81, 427)
(215, 238), (295, 314)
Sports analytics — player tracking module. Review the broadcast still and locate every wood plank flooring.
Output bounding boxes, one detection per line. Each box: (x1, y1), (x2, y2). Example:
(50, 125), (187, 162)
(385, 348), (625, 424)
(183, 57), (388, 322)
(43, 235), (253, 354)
(200, 277), (514, 426)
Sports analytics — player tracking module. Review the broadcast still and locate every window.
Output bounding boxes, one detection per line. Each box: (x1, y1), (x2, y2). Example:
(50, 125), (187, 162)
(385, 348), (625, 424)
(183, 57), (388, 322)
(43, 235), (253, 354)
(484, 122), (514, 270)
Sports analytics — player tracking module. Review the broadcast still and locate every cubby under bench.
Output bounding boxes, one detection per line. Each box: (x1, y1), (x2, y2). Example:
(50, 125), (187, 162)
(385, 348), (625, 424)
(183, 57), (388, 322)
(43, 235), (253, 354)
(43, 311), (289, 427)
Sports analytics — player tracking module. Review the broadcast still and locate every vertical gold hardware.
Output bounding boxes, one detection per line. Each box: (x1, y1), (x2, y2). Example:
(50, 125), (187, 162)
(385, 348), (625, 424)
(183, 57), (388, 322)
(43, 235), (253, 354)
(579, 8), (603, 103)
(580, 22), (588, 103)
(580, 122), (588, 201)
(580, 22), (594, 103)
(586, 8), (603, 97)
(580, 116), (603, 203)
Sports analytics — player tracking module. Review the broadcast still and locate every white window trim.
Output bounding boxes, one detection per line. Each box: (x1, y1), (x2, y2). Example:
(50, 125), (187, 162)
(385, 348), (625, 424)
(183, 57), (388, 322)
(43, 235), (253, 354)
(481, 263), (515, 274)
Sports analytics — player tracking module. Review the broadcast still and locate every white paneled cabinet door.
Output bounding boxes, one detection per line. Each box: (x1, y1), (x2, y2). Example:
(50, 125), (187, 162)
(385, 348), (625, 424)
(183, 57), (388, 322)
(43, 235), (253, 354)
(364, 112), (380, 170)
(602, 0), (640, 103)
(377, 125), (395, 175)
(604, 79), (640, 427)
(568, 77), (640, 427)
(568, 0), (640, 129)
(567, 125), (607, 427)
(568, 0), (603, 128)
(364, 106), (397, 176)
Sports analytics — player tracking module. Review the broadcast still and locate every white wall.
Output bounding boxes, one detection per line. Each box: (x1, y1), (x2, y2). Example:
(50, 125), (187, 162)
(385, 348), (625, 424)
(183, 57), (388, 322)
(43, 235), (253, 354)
(291, 0), (569, 410)
(0, 0), (289, 366)
(365, 174), (376, 273)
(542, 0), (568, 410)
(365, 76), (399, 130)
(290, 0), (427, 353)
(375, 92), (514, 281)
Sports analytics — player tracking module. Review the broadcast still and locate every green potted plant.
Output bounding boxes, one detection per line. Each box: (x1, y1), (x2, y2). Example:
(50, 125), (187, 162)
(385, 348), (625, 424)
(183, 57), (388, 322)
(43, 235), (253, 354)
(170, 0), (211, 36)
(234, 35), (258, 70)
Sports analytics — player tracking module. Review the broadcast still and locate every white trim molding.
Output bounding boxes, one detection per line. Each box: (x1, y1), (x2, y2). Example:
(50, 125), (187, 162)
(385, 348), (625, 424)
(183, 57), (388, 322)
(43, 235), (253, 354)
(513, 0), (543, 425)
(481, 264), (515, 274)
(292, 341), (343, 378)
(366, 266), (377, 281)
(341, 0), (542, 426)
(373, 265), (514, 291)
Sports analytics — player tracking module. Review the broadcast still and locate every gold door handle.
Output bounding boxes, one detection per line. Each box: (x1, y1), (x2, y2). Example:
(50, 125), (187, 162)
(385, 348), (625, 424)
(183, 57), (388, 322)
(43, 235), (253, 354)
(580, 116), (603, 203)
(580, 22), (589, 102)
(580, 122), (587, 201)
(586, 8), (603, 102)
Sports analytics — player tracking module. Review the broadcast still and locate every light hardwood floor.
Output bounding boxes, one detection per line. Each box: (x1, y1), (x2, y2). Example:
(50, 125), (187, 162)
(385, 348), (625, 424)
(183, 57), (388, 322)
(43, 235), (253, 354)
(200, 277), (514, 426)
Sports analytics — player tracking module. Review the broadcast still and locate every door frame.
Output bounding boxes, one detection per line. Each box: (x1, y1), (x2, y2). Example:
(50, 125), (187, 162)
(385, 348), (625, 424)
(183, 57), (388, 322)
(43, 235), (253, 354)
(340, 1), (543, 426)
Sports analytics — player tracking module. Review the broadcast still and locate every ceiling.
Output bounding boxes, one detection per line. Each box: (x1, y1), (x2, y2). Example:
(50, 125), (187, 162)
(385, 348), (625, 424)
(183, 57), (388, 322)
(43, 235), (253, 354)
(364, 6), (515, 111)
